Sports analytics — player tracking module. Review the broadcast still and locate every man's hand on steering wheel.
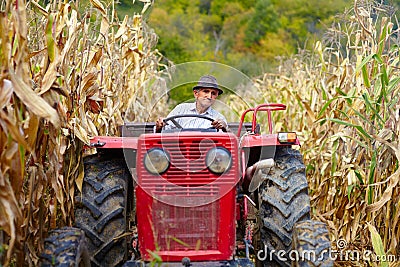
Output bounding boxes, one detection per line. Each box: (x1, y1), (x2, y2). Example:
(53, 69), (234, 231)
(211, 119), (228, 132)
(155, 117), (166, 133)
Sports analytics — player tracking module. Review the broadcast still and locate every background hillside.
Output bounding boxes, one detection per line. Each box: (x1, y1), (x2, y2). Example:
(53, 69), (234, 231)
(146, 0), (351, 75)
(117, 0), (400, 104)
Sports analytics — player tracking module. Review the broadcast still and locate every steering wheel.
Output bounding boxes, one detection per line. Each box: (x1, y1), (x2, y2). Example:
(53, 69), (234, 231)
(163, 114), (215, 130)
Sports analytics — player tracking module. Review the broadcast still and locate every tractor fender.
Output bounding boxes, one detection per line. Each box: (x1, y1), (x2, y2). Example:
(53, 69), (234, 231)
(243, 158), (274, 192)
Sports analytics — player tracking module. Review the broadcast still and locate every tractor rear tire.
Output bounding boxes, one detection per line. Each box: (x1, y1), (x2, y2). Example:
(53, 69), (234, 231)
(74, 155), (130, 266)
(292, 220), (333, 267)
(40, 227), (90, 267)
(258, 147), (311, 267)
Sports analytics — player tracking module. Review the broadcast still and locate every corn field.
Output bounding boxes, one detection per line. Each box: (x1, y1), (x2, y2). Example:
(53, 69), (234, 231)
(0, 0), (399, 266)
(244, 2), (399, 266)
(0, 0), (167, 265)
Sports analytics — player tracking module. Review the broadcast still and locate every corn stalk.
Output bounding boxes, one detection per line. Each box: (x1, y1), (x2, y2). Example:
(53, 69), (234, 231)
(252, 1), (399, 266)
(0, 0), (167, 265)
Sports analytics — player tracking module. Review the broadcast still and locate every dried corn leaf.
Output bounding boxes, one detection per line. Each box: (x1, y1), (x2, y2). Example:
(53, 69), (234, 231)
(0, 79), (13, 109)
(9, 70), (60, 128)
(90, 0), (107, 16)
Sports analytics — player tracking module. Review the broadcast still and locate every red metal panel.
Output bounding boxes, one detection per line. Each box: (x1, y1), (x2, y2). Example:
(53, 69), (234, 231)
(136, 133), (239, 193)
(239, 134), (300, 148)
(88, 136), (138, 149)
(136, 187), (237, 262)
(136, 132), (239, 262)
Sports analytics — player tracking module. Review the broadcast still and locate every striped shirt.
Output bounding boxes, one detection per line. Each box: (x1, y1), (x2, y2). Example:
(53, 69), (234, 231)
(164, 102), (227, 131)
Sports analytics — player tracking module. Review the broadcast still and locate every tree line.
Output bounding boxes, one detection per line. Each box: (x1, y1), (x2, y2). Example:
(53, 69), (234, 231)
(144, 0), (352, 76)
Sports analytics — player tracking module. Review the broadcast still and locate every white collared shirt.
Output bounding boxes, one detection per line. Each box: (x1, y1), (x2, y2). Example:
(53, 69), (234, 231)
(163, 102), (227, 131)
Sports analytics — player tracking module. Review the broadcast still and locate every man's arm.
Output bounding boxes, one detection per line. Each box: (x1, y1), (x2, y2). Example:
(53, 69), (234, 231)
(155, 104), (183, 133)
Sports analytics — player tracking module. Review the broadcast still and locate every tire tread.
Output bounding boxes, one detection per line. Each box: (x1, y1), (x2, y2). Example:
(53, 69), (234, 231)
(40, 227), (87, 267)
(259, 147), (311, 267)
(292, 220), (333, 267)
(74, 155), (130, 266)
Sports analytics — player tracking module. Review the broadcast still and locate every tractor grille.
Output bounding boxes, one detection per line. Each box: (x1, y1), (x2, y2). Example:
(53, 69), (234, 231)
(136, 133), (238, 259)
(153, 200), (219, 251)
(138, 137), (237, 192)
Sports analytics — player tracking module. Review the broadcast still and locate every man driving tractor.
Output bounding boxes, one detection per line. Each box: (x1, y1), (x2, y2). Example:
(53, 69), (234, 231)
(155, 75), (229, 132)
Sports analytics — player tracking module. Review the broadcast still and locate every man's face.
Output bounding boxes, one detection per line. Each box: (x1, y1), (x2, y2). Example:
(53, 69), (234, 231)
(194, 88), (219, 108)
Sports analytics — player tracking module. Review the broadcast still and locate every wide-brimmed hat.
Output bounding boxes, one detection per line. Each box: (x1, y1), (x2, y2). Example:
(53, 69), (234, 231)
(192, 75), (223, 95)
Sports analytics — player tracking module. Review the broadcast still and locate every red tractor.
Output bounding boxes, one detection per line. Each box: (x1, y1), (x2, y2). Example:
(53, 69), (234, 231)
(41, 103), (333, 267)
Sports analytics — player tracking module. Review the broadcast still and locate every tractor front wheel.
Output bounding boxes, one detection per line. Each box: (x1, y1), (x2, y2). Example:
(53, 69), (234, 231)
(40, 227), (90, 267)
(292, 220), (333, 266)
(74, 154), (131, 266)
(258, 147), (310, 267)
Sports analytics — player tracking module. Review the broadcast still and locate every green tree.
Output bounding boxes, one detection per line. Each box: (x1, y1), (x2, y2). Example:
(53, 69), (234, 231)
(274, 0), (351, 48)
(244, 0), (280, 45)
(145, 0), (355, 78)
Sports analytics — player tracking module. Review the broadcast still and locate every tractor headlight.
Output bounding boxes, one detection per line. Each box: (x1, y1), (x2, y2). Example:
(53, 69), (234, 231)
(144, 148), (170, 174)
(206, 147), (232, 174)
